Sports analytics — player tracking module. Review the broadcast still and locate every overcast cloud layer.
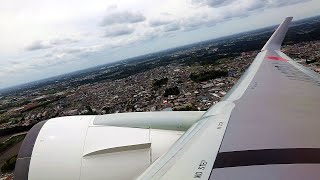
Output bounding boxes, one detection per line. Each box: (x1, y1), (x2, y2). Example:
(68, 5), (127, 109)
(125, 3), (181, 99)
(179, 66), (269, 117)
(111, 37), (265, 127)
(0, 0), (319, 89)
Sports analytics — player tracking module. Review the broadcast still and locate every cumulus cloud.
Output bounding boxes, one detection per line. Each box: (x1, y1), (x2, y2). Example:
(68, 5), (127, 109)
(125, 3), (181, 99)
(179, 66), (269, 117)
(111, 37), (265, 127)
(178, 13), (210, 31)
(149, 19), (173, 27)
(163, 23), (181, 32)
(100, 11), (146, 26)
(104, 26), (135, 37)
(22, 45), (102, 73)
(148, 13), (208, 33)
(26, 38), (79, 51)
(265, 0), (311, 7)
(192, 0), (234, 7)
(180, 0), (309, 31)
(50, 38), (79, 45)
(25, 41), (51, 51)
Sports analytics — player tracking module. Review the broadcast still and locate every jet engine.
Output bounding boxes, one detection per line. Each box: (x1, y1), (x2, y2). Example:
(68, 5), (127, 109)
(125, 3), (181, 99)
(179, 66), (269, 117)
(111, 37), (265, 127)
(14, 111), (204, 180)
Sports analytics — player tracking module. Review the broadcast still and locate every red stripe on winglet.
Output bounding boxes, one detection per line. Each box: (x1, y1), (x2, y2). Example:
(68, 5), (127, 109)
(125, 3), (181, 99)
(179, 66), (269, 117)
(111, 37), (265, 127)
(267, 56), (287, 61)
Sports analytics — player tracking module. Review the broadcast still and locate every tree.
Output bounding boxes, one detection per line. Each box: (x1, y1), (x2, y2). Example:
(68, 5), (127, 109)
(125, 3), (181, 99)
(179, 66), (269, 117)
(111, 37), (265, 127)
(190, 69), (228, 82)
(81, 106), (98, 115)
(173, 104), (198, 111)
(1, 155), (17, 173)
(163, 86), (180, 97)
(153, 78), (168, 89)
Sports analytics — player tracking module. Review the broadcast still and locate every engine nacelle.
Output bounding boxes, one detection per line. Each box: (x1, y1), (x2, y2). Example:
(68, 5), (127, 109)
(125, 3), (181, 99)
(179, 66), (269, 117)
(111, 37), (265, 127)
(14, 111), (204, 180)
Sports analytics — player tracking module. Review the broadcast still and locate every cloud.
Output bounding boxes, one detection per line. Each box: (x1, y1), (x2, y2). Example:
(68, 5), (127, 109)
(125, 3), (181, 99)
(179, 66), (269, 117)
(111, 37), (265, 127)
(42, 44), (106, 62)
(100, 11), (146, 26)
(127, 29), (160, 44)
(163, 23), (181, 32)
(179, 13), (209, 31)
(25, 41), (51, 51)
(193, 0), (310, 9)
(265, 0), (311, 8)
(26, 38), (79, 51)
(149, 19), (173, 27)
(107, 4), (118, 11)
(192, 0), (234, 7)
(104, 26), (135, 37)
(50, 38), (78, 45)
(4, 49), (84, 74)
(184, 0), (310, 31)
(9, 60), (21, 65)
(148, 18), (181, 32)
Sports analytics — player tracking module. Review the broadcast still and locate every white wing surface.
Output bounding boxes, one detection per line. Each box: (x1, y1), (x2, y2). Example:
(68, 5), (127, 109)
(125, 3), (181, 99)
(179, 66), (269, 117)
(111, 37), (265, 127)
(137, 17), (320, 180)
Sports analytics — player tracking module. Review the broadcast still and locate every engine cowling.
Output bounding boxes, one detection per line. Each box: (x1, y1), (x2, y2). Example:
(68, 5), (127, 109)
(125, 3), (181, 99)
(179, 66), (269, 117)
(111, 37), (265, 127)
(14, 111), (204, 180)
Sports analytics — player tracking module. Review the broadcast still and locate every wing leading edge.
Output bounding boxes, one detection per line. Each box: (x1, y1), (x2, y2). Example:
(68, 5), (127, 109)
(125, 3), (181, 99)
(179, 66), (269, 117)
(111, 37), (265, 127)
(137, 17), (320, 180)
(262, 17), (293, 51)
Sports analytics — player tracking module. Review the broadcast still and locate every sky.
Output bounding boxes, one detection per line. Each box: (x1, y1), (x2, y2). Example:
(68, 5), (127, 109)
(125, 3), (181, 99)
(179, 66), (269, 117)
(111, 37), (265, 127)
(0, 0), (320, 89)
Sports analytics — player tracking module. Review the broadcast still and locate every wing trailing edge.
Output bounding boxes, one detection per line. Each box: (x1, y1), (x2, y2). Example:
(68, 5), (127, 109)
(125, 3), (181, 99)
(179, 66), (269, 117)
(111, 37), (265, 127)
(261, 17), (293, 51)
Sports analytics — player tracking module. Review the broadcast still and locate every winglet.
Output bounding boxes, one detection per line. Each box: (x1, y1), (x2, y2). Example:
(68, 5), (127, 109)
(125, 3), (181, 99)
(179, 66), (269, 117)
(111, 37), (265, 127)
(262, 17), (293, 51)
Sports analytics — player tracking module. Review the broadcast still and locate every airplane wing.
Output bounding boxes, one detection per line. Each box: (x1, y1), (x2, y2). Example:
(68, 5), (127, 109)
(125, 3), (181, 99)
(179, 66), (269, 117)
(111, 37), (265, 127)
(14, 17), (320, 180)
(137, 17), (320, 179)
